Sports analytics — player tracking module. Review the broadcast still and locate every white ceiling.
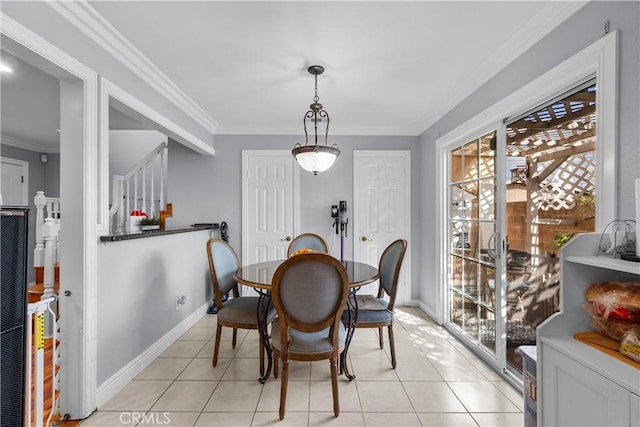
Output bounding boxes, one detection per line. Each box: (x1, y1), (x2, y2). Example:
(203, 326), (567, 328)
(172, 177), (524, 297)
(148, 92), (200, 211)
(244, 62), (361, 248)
(1, 1), (586, 150)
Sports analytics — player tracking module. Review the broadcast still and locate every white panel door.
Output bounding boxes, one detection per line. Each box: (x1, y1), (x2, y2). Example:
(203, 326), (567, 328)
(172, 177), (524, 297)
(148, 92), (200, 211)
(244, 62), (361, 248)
(242, 150), (298, 269)
(0, 157), (28, 206)
(353, 150), (411, 304)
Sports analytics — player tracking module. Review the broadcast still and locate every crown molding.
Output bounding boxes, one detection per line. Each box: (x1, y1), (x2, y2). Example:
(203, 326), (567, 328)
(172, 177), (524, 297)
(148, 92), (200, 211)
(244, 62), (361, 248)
(415, 0), (589, 134)
(47, 1), (219, 135)
(216, 123), (421, 137)
(1, 134), (60, 154)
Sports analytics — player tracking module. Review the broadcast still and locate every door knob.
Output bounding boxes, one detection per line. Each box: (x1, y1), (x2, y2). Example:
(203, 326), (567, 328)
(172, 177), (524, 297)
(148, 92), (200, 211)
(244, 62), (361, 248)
(361, 236), (373, 242)
(281, 236), (292, 241)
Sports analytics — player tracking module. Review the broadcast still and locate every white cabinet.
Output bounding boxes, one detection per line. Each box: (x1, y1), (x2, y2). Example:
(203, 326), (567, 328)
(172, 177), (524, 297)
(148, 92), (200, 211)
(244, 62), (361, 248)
(631, 392), (640, 426)
(538, 232), (640, 427)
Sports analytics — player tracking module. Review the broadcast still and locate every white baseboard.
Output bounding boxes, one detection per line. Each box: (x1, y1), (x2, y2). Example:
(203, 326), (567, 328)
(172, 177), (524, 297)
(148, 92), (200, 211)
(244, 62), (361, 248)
(95, 303), (209, 407)
(415, 300), (443, 325)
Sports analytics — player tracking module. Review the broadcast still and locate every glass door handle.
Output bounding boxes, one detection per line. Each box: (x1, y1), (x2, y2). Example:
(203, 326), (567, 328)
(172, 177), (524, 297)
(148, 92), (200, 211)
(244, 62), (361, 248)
(487, 232), (500, 259)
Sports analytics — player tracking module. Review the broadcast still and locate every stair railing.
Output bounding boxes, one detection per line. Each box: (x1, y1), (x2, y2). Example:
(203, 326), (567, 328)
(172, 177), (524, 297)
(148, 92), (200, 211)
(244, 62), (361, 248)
(26, 296), (59, 427)
(109, 141), (168, 234)
(34, 192), (60, 272)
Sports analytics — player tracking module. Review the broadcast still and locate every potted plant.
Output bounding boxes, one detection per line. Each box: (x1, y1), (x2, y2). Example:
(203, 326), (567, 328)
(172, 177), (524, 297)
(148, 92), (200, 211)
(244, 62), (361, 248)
(139, 217), (161, 231)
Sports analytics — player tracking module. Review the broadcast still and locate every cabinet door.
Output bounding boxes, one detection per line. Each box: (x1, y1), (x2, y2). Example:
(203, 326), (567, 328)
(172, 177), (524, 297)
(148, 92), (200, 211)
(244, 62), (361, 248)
(631, 393), (640, 426)
(542, 345), (630, 427)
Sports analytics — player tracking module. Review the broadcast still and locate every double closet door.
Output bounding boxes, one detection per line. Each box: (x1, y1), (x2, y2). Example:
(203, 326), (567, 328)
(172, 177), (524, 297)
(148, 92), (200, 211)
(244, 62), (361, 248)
(446, 82), (597, 379)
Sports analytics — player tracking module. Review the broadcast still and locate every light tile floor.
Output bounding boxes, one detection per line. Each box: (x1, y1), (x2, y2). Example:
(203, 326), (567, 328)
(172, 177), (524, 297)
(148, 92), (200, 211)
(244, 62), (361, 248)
(81, 307), (524, 426)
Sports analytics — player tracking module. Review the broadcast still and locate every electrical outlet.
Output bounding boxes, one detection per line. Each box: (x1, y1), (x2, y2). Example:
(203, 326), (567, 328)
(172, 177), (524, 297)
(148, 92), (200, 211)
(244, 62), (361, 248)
(176, 295), (187, 310)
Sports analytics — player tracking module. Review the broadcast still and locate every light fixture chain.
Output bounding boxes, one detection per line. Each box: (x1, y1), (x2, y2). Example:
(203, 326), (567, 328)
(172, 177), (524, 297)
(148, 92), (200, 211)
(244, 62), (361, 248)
(314, 74), (319, 103)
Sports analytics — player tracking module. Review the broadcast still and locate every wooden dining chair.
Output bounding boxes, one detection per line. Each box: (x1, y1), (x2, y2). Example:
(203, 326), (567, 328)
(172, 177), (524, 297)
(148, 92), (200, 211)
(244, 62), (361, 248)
(287, 233), (328, 257)
(206, 238), (276, 374)
(270, 253), (349, 419)
(343, 239), (407, 368)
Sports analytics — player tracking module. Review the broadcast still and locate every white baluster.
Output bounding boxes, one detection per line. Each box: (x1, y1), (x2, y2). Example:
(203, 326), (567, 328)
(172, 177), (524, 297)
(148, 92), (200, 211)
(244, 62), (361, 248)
(160, 145), (166, 210)
(42, 218), (57, 337)
(42, 218), (56, 300)
(134, 170), (139, 213)
(34, 191), (46, 268)
(112, 176), (125, 234)
(125, 179), (135, 217)
(141, 163), (147, 215)
(48, 200), (61, 265)
(150, 160), (155, 218)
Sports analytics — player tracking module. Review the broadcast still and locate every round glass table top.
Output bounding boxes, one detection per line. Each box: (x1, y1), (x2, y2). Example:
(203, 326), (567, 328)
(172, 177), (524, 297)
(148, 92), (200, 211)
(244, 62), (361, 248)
(234, 259), (379, 290)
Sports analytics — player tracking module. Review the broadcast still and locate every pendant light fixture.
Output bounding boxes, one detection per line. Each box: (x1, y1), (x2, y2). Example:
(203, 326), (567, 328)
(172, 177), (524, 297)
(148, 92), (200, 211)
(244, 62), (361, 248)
(292, 65), (340, 175)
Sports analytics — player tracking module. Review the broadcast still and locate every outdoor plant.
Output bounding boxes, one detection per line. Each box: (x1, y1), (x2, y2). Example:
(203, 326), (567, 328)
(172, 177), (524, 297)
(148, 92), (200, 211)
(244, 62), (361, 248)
(553, 231), (574, 249)
(576, 192), (596, 210)
(575, 192), (596, 220)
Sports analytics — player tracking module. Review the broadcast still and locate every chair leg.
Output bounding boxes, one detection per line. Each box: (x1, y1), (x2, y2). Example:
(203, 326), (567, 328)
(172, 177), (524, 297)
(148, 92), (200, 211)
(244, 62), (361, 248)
(279, 358), (289, 420)
(378, 327), (384, 349)
(212, 324), (223, 367)
(232, 328), (238, 348)
(259, 335), (265, 377)
(330, 358), (340, 417)
(388, 324), (396, 369)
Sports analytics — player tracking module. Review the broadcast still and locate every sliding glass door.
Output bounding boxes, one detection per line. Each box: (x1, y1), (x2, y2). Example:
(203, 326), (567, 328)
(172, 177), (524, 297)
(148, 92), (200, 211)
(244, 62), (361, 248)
(503, 81), (597, 375)
(445, 81), (598, 380)
(448, 131), (497, 357)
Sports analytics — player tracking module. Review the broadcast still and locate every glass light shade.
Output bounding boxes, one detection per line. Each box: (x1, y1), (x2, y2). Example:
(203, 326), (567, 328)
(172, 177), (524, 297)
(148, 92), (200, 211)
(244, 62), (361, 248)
(292, 145), (340, 175)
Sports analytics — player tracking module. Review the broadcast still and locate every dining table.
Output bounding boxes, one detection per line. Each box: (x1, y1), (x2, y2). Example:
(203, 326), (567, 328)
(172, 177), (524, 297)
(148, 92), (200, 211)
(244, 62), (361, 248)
(234, 259), (380, 383)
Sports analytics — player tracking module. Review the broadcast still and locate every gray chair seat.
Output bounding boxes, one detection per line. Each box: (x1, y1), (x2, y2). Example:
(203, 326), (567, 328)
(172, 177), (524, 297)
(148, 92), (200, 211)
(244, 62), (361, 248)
(218, 296), (276, 325)
(343, 295), (391, 324)
(271, 318), (346, 354)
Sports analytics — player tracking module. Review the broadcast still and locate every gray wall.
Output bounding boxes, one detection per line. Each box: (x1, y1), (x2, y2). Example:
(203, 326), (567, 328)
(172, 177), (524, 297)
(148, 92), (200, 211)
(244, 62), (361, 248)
(418, 1), (640, 319)
(167, 134), (421, 295)
(97, 229), (212, 385)
(0, 143), (60, 283)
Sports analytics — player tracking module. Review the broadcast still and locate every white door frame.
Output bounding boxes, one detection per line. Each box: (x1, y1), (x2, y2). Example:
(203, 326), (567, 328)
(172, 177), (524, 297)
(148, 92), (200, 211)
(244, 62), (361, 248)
(241, 150), (300, 265)
(0, 156), (29, 205)
(435, 32), (618, 379)
(353, 150), (412, 306)
(2, 14), (99, 418)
